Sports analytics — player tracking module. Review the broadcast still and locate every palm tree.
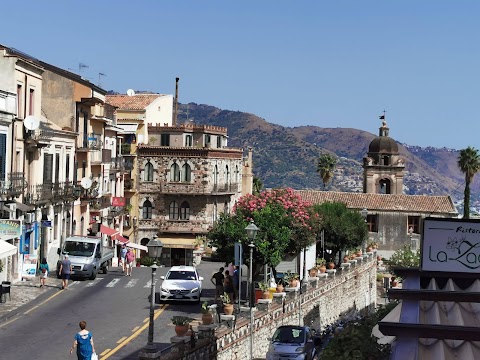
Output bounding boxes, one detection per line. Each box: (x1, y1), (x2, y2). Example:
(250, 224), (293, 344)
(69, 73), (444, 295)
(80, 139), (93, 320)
(458, 146), (480, 219)
(316, 153), (337, 190)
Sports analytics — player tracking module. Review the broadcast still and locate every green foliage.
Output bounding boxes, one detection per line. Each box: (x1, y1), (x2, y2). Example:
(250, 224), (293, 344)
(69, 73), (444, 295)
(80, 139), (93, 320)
(258, 281), (269, 291)
(253, 176), (264, 195)
(458, 146), (480, 219)
(139, 256), (155, 267)
(171, 316), (194, 326)
(220, 292), (231, 304)
(387, 245), (420, 276)
(282, 270), (298, 283)
(314, 202), (368, 263)
(320, 303), (397, 360)
(317, 152), (337, 189)
(201, 301), (210, 314)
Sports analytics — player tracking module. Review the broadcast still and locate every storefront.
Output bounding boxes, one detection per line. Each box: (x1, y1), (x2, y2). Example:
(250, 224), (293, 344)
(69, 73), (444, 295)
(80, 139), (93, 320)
(158, 237), (195, 267)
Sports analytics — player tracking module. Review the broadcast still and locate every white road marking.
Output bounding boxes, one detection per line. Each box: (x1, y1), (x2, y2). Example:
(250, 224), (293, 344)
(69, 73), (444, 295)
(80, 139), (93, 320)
(144, 280), (151, 288)
(125, 279), (138, 288)
(85, 278), (102, 287)
(106, 278), (121, 288)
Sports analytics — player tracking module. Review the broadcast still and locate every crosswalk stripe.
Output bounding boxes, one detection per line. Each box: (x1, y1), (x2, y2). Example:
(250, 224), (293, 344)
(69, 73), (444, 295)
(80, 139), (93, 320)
(144, 280), (152, 288)
(125, 279), (138, 288)
(106, 278), (121, 288)
(85, 278), (102, 287)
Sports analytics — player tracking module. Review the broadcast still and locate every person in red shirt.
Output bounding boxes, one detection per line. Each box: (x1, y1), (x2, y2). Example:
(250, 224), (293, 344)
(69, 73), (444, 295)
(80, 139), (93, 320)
(125, 248), (135, 276)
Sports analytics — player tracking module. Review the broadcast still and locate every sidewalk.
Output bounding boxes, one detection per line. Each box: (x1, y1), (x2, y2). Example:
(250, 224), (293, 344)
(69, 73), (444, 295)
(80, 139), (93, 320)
(0, 275), (58, 323)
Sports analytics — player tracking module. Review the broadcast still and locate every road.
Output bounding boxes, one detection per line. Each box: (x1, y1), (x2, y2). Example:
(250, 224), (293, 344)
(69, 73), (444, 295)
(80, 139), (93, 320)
(0, 261), (221, 360)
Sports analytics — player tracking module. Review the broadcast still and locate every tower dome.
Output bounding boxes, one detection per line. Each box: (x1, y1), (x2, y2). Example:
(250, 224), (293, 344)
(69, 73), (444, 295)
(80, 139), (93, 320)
(368, 120), (399, 154)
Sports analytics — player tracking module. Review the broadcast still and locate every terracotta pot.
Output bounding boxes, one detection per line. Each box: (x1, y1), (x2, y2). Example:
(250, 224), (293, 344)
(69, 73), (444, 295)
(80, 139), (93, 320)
(175, 325), (189, 337)
(319, 265), (327, 273)
(276, 284), (284, 293)
(367, 246), (373, 252)
(343, 256), (349, 263)
(136, 262), (141, 267)
(309, 269), (317, 277)
(289, 279), (299, 288)
(223, 304), (234, 315)
(377, 255), (383, 261)
(202, 313), (213, 325)
(262, 291), (270, 299)
(328, 262), (335, 269)
(357, 251), (362, 257)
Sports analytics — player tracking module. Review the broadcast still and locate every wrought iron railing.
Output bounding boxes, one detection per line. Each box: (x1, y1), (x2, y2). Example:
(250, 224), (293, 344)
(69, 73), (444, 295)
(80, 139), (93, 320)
(0, 172), (25, 197)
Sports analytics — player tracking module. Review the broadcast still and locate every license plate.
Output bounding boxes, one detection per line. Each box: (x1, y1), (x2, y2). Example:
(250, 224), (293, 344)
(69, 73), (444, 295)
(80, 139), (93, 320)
(174, 295), (183, 299)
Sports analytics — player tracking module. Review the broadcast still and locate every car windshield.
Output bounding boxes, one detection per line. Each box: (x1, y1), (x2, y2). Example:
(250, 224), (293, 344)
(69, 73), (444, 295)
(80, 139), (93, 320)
(272, 327), (305, 344)
(166, 270), (197, 280)
(64, 241), (96, 257)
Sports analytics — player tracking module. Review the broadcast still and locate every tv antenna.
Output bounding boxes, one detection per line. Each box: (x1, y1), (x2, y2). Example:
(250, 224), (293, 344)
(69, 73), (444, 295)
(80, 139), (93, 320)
(98, 72), (106, 87)
(79, 63), (89, 73)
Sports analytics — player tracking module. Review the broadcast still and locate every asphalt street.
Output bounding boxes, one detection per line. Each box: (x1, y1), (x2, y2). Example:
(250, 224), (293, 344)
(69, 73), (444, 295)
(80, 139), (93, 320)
(0, 260), (223, 360)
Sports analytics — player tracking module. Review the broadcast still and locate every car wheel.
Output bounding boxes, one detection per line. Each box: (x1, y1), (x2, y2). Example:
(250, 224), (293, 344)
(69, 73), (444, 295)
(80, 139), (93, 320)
(89, 270), (97, 280)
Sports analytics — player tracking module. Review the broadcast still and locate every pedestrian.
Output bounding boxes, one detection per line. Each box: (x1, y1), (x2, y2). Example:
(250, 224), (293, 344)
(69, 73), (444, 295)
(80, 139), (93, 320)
(232, 265), (239, 301)
(125, 247), (135, 276)
(59, 254), (72, 290)
(38, 257), (49, 288)
(120, 244), (127, 273)
(224, 269), (234, 304)
(70, 320), (96, 360)
(210, 267), (224, 303)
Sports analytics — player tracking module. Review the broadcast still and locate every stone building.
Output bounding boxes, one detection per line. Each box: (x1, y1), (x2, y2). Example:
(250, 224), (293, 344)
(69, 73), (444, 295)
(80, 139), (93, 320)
(136, 122), (253, 266)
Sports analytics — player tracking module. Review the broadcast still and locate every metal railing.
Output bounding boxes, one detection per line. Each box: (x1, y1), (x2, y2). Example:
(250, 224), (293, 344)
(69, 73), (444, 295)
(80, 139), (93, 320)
(25, 181), (77, 204)
(78, 132), (103, 150)
(212, 183), (240, 193)
(0, 172), (25, 197)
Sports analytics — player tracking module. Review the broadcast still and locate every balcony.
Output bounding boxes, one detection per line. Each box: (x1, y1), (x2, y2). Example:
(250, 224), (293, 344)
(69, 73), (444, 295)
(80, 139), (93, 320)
(161, 183), (202, 194)
(0, 172), (26, 198)
(25, 181), (77, 204)
(78, 132), (103, 151)
(89, 197), (110, 210)
(211, 183), (240, 194)
(110, 157), (127, 172)
(159, 220), (209, 234)
(121, 143), (136, 156)
(107, 206), (125, 219)
(124, 178), (136, 191)
(25, 128), (54, 149)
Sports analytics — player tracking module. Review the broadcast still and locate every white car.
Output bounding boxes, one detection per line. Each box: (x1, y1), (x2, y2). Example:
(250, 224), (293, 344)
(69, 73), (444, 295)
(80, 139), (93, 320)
(158, 266), (203, 303)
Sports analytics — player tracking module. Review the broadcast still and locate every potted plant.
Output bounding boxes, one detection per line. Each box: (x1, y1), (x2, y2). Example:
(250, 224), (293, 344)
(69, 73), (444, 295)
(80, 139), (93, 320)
(316, 258), (327, 273)
(328, 259), (335, 269)
(258, 281), (271, 299)
(284, 271), (299, 287)
(135, 258), (141, 267)
(220, 292), (234, 315)
(171, 316), (194, 336)
(201, 301), (213, 325)
(276, 278), (285, 293)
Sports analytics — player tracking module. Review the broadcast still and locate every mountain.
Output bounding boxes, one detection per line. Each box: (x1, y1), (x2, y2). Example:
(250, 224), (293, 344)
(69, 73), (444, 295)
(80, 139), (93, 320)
(177, 103), (472, 208)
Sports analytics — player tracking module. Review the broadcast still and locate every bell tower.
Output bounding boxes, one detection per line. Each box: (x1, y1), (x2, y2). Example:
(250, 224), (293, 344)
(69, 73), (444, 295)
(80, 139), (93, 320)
(363, 117), (405, 194)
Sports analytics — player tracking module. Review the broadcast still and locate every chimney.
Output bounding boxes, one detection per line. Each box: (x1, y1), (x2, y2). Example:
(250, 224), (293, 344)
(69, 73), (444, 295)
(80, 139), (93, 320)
(173, 77), (179, 126)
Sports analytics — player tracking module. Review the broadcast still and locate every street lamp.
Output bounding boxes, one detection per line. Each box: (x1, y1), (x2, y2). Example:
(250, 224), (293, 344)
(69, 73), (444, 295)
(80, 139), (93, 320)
(360, 208), (368, 253)
(245, 221), (258, 360)
(144, 238), (163, 353)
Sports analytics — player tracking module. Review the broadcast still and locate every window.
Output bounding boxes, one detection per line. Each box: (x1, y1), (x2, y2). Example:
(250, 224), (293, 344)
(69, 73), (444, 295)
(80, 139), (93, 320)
(225, 165), (230, 185)
(180, 201), (190, 220)
(44, 154), (53, 184)
(161, 134), (170, 146)
(66, 154), (70, 181)
(216, 136), (221, 148)
(408, 216), (421, 234)
(185, 135), (192, 147)
(0, 134), (6, 177)
(366, 214), (378, 232)
(17, 84), (22, 118)
(204, 134), (211, 146)
(181, 164), (191, 182)
(170, 163), (180, 182)
(379, 179), (391, 194)
(142, 200), (152, 219)
(144, 162), (154, 181)
(214, 165), (218, 186)
(169, 201), (179, 220)
(29, 89), (34, 116)
(55, 153), (60, 183)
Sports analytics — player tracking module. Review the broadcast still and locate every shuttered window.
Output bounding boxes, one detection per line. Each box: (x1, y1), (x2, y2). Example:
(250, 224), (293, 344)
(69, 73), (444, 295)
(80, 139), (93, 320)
(44, 154), (53, 184)
(55, 153), (60, 183)
(0, 133), (6, 177)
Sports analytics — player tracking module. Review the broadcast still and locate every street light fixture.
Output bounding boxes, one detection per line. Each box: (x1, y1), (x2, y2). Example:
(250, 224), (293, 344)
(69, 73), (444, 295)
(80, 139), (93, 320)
(245, 221), (258, 360)
(144, 238), (163, 353)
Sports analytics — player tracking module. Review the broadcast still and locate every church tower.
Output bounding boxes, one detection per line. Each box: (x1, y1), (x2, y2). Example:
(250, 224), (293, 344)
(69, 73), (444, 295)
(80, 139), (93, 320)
(363, 117), (405, 194)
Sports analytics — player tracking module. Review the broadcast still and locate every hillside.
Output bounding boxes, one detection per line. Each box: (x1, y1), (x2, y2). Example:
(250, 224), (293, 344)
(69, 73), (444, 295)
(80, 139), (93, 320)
(177, 103), (472, 207)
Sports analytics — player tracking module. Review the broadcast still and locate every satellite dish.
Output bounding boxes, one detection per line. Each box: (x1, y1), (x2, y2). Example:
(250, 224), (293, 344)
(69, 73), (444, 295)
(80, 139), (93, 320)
(24, 116), (40, 130)
(80, 177), (93, 189)
(126, 89), (135, 96)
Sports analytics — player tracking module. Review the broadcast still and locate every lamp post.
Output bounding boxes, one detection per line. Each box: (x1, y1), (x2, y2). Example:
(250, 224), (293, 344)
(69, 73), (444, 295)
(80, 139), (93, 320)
(360, 208), (368, 253)
(245, 221), (258, 360)
(144, 238), (163, 353)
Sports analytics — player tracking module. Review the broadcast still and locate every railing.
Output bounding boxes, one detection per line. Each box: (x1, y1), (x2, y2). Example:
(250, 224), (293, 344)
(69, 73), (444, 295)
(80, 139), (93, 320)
(121, 144), (132, 155)
(0, 172), (25, 198)
(212, 183), (240, 194)
(108, 206), (125, 218)
(161, 183), (199, 194)
(89, 197), (110, 210)
(124, 178), (135, 190)
(90, 150), (102, 163)
(25, 181), (77, 204)
(78, 132), (103, 150)
(110, 157), (127, 171)
(25, 128), (54, 142)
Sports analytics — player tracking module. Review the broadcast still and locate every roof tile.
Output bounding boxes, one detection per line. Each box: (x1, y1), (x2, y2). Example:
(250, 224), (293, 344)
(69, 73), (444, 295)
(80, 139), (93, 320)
(105, 94), (164, 110)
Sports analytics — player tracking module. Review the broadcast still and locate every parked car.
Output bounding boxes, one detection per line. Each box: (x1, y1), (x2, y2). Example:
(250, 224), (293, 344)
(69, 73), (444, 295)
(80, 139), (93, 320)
(266, 325), (320, 360)
(158, 265), (203, 303)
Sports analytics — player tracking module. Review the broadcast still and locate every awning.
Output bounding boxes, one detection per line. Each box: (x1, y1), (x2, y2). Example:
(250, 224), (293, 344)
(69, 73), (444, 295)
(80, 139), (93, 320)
(14, 201), (34, 212)
(116, 123), (138, 134)
(100, 224), (120, 238)
(158, 237), (195, 249)
(115, 237), (148, 251)
(0, 241), (17, 258)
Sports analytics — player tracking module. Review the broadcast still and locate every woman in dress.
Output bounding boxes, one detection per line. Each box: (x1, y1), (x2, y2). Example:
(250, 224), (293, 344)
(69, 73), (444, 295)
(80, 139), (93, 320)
(38, 257), (49, 288)
(70, 320), (96, 360)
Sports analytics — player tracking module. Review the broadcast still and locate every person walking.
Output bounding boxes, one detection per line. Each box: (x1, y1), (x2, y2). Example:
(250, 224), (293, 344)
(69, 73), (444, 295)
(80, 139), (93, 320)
(38, 257), (49, 288)
(224, 269), (235, 304)
(210, 267), (224, 303)
(120, 244), (127, 273)
(59, 254), (72, 290)
(125, 247), (135, 276)
(70, 320), (96, 360)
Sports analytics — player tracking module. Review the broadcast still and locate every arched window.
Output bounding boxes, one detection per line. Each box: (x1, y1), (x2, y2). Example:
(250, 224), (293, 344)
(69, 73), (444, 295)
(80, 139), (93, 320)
(143, 200), (153, 219)
(169, 201), (179, 220)
(170, 163), (180, 182)
(379, 179), (391, 194)
(181, 164), (191, 182)
(225, 165), (230, 185)
(144, 162), (154, 181)
(180, 201), (190, 220)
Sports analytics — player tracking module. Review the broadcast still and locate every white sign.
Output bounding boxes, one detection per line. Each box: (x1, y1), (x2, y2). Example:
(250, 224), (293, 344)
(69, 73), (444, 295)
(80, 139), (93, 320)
(422, 218), (480, 273)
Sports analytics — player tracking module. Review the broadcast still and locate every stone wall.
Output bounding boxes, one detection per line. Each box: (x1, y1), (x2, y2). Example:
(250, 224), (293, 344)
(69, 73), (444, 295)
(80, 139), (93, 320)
(140, 254), (377, 360)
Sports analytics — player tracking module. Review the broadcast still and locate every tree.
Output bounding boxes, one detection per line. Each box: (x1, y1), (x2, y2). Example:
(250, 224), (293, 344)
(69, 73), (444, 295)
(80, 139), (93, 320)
(458, 146), (480, 219)
(207, 188), (320, 277)
(313, 202), (368, 264)
(252, 176), (263, 195)
(316, 153), (337, 190)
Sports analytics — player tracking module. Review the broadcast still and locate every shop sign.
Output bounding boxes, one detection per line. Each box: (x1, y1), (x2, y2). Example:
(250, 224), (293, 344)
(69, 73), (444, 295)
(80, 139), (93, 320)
(112, 197), (126, 207)
(0, 219), (22, 238)
(22, 254), (38, 279)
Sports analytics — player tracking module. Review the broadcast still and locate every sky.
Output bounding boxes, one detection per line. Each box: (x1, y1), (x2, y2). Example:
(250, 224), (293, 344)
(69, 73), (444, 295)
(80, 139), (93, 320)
(3, 1), (480, 150)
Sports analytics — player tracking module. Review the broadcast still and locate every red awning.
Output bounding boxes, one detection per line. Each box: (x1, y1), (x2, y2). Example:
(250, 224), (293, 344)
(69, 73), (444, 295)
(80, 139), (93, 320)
(100, 224), (120, 238)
